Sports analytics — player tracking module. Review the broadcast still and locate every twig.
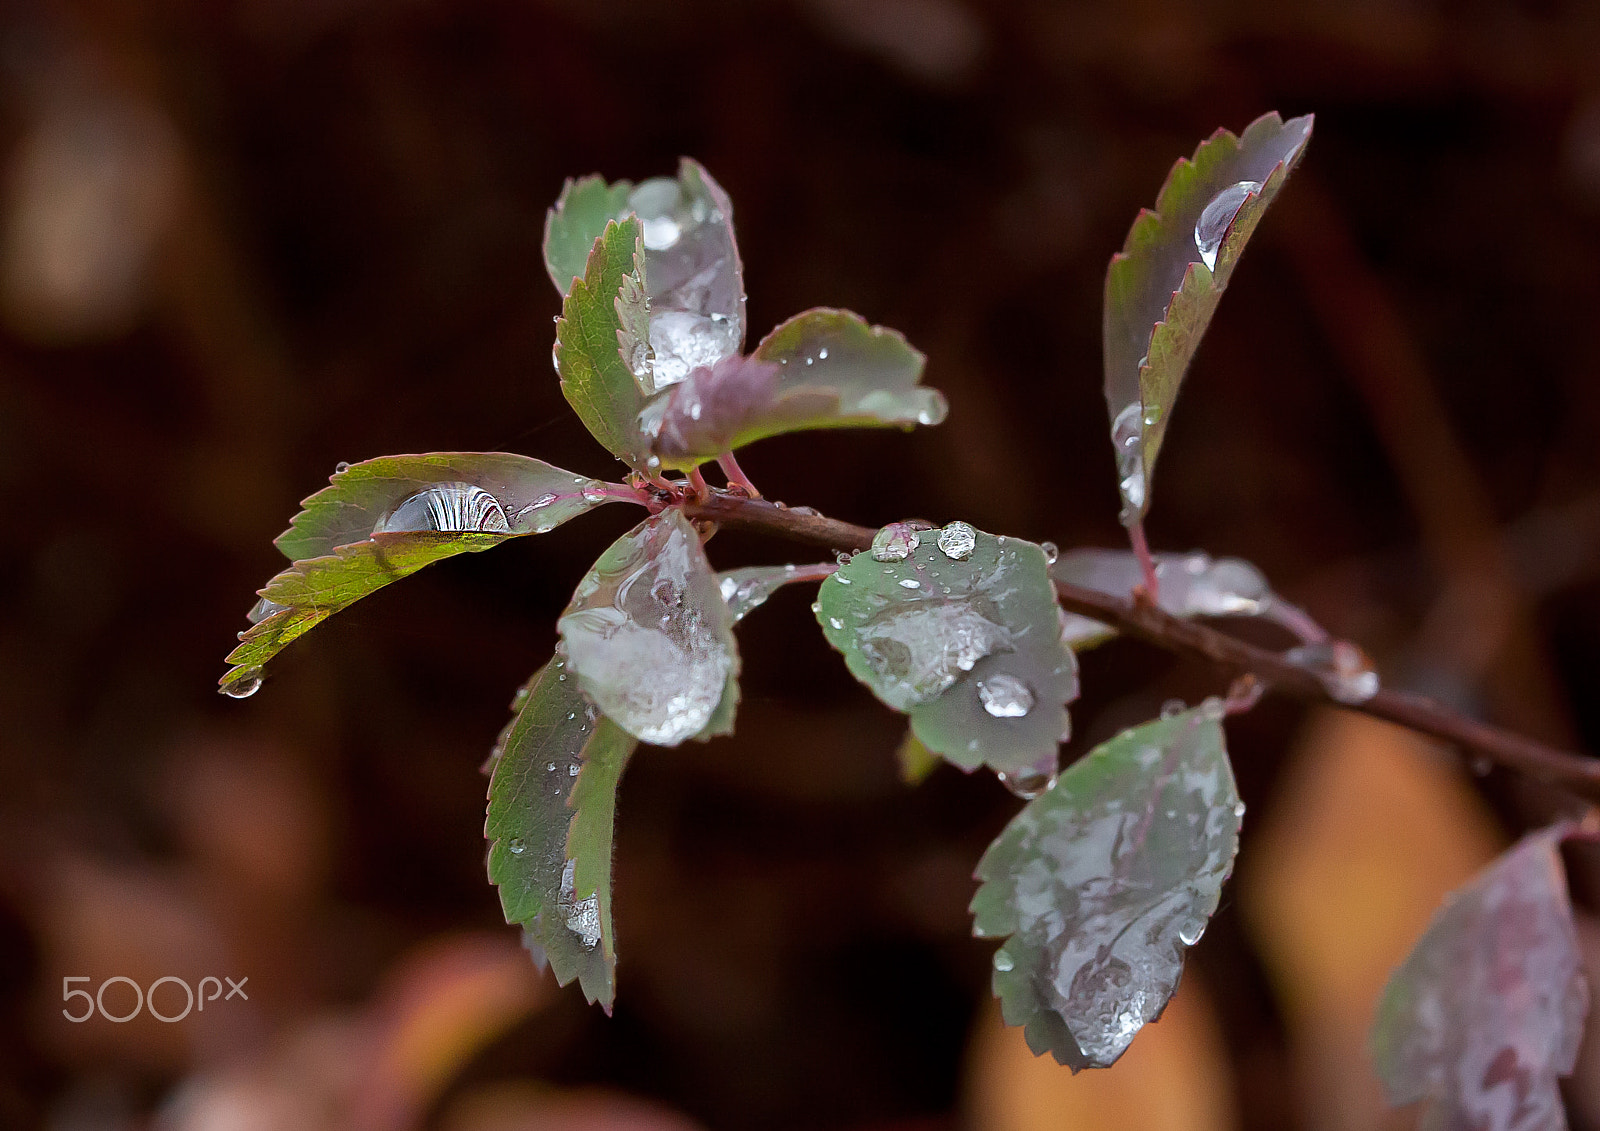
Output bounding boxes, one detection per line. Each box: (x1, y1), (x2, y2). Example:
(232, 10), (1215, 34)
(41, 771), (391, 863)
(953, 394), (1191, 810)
(682, 491), (1600, 803)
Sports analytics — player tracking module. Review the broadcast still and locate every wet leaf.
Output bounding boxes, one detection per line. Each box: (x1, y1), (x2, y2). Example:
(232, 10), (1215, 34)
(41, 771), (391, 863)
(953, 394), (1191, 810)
(625, 158), (745, 393)
(222, 455), (611, 691)
(558, 509), (739, 746)
(971, 703), (1241, 1069)
(543, 175), (634, 296)
(485, 657), (636, 1011)
(1052, 547), (1323, 649)
(1103, 112), (1312, 523)
(1371, 822), (1590, 1130)
(554, 217), (654, 469)
(644, 308), (946, 469)
(814, 523), (1077, 776)
(544, 161), (745, 397)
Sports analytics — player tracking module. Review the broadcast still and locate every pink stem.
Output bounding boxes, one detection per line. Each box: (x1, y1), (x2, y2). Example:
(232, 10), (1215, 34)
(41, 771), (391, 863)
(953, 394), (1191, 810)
(718, 451), (762, 498)
(1126, 518), (1160, 602)
(686, 465), (711, 501)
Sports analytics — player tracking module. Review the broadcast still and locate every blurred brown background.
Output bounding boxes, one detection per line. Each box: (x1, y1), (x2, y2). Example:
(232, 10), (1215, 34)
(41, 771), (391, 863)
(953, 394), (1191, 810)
(3, 0), (1600, 1128)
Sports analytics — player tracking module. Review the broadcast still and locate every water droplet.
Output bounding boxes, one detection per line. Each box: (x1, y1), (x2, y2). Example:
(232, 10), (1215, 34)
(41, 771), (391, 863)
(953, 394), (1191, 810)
(1160, 698), (1186, 719)
(507, 837), (526, 855)
(220, 668), (263, 699)
(1233, 800), (1247, 818)
(936, 521), (977, 561)
(1284, 640), (1380, 704)
(568, 763), (579, 777)
(993, 948), (1015, 973)
(1194, 179), (1262, 271)
(1111, 402), (1146, 521)
(547, 762), (556, 771)
(871, 523), (922, 562)
(334, 461), (351, 473)
(580, 481), (609, 504)
(375, 483), (509, 534)
(811, 602), (822, 614)
(978, 674), (1035, 718)
(1176, 916), (1206, 947)
(835, 575), (851, 585)
(898, 578), (921, 589)
(818, 347), (829, 360)
(996, 764), (1056, 800)
(529, 492), (559, 510)
(247, 596), (288, 625)
(829, 617), (844, 630)
(1040, 541), (1059, 565)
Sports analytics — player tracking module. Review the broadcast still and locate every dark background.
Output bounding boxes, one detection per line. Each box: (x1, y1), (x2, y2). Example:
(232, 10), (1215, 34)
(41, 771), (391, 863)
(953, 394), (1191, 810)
(3, 1), (1600, 1128)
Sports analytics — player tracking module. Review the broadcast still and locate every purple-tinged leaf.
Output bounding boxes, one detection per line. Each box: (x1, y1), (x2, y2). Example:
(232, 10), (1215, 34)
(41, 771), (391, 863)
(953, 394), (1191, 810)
(1103, 113), (1312, 524)
(221, 454), (614, 694)
(1051, 547), (1325, 649)
(485, 657), (636, 1011)
(1372, 822), (1591, 1131)
(558, 510), (739, 746)
(815, 523), (1077, 777)
(555, 217), (655, 469)
(645, 308), (947, 470)
(544, 175), (635, 297)
(627, 159), (746, 392)
(970, 703), (1241, 1068)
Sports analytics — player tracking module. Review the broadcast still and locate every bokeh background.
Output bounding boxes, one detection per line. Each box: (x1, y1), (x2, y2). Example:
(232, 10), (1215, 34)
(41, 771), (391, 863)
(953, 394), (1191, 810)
(4, 1), (1600, 1128)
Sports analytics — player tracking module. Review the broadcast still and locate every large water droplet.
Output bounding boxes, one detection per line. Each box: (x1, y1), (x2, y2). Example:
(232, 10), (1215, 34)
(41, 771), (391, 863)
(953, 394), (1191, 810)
(1193, 179), (1262, 272)
(978, 673), (1035, 718)
(871, 523), (922, 562)
(334, 461), (351, 474)
(993, 948), (1015, 973)
(247, 596), (288, 625)
(220, 668), (263, 699)
(580, 481), (609, 504)
(375, 483), (509, 534)
(854, 601), (1012, 710)
(1040, 541), (1059, 565)
(936, 521), (977, 561)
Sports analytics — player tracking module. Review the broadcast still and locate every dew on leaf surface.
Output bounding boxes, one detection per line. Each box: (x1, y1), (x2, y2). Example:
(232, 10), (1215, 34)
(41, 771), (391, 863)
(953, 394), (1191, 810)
(977, 673), (1035, 719)
(936, 521), (977, 561)
(375, 482), (509, 535)
(1193, 179), (1262, 271)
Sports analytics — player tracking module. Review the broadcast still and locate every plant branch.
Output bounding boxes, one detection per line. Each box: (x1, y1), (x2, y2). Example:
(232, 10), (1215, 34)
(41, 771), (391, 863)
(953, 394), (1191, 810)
(685, 490), (1600, 804)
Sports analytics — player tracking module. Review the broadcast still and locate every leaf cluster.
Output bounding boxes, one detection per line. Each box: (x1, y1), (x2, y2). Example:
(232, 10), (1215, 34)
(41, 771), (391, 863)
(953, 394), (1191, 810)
(222, 122), (1593, 1108)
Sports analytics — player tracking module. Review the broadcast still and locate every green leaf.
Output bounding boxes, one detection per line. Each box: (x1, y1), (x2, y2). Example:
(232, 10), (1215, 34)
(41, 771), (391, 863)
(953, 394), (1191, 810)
(645, 308), (947, 469)
(485, 657), (637, 1012)
(814, 522), (1077, 776)
(555, 217), (655, 469)
(274, 453), (604, 561)
(1052, 547), (1323, 650)
(544, 175), (635, 296)
(970, 703), (1241, 1068)
(558, 509), (739, 746)
(1371, 822), (1589, 1128)
(222, 455), (613, 694)
(1103, 112), (1312, 523)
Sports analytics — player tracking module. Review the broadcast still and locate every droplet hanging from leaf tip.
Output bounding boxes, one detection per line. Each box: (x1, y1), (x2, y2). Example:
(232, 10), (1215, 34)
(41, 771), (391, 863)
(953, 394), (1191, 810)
(220, 668), (263, 699)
